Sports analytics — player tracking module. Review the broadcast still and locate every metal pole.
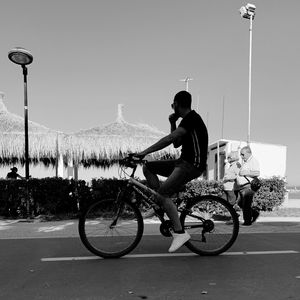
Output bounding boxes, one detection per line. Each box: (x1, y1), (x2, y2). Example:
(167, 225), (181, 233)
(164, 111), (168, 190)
(217, 141), (220, 180)
(22, 65), (30, 179)
(22, 65), (31, 219)
(221, 96), (225, 139)
(206, 111), (209, 128)
(247, 15), (253, 145)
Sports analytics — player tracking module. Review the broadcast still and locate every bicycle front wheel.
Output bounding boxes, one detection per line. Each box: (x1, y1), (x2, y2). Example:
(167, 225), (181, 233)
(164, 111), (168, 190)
(180, 195), (239, 256)
(79, 198), (144, 258)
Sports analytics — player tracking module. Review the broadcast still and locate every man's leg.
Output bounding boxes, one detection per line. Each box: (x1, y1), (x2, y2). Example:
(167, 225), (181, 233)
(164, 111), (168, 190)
(158, 167), (197, 252)
(157, 161), (202, 252)
(227, 191), (237, 206)
(240, 188), (254, 225)
(142, 160), (177, 191)
(157, 162), (198, 231)
(142, 165), (160, 191)
(142, 160), (177, 217)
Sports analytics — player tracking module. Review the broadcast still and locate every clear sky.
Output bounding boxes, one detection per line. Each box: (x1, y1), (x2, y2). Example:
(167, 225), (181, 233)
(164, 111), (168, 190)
(0, 0), (299, 185)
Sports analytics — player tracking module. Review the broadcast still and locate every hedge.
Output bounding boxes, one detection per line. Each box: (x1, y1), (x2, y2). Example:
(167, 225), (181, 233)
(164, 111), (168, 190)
(253, 177), (286, 211)
(0, 176), (286, 218)
(179, 176), (286, 211)
(0, 178), (91, 218)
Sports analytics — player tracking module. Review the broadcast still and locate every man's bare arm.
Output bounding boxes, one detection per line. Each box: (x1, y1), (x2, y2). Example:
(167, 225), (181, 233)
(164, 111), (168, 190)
(169, 114), (182, 148)
(138, 127), (187, 157)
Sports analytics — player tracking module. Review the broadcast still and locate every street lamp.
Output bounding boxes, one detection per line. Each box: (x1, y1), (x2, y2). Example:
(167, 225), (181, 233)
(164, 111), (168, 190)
(8, 47), (33, 180)
(239, 3), (256, 145)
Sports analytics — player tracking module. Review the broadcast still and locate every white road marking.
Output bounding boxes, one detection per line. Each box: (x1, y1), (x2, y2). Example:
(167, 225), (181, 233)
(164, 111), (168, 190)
(41, 250), (299, 262)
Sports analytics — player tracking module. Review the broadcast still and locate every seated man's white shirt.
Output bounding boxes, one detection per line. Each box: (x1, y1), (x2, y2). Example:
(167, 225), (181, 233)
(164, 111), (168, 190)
(236, 155), (260, 186)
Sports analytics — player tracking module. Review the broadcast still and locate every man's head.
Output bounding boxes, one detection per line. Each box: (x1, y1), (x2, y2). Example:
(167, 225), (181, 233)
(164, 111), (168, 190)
(11, 167), (18, 172)
(240, 146), (252, 162)
(172, 91), (192, 117)
(227, 151), (239, 163)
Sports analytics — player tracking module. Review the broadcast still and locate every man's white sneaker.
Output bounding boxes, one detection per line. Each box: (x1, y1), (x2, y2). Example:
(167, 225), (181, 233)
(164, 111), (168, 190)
(168, 231), (191, 253)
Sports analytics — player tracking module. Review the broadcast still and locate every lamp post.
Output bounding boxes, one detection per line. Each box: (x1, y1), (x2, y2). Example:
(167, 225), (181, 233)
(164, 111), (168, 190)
(239, 3), (256, 145)
(8, 47), (33, 180)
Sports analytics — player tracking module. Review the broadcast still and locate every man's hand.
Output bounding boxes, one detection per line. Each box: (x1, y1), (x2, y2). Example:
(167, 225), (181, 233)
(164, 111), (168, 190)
(131, 152), (146, 160)
(169, 113), (179, 124)
(236, 162), (241, 168)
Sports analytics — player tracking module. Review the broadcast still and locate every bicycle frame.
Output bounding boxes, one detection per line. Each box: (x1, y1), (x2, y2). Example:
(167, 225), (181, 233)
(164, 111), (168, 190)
(122, 164), (207, 226)
(119, 162), (161, 208)
(129, 177), (160, 206)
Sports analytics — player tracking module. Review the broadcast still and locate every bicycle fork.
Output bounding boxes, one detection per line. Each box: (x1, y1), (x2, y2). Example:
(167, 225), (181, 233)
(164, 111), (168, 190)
(109, 190), (125, 228)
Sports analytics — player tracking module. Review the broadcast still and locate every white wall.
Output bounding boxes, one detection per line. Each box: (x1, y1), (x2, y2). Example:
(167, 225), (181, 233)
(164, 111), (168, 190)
(207, 140), (287, 180)
(249, 142), (287, 179)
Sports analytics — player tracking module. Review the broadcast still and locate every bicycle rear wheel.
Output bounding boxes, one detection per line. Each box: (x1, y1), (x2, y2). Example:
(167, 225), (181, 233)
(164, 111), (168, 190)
(180, 195), (239, 255)
(79, 198), (144, 258)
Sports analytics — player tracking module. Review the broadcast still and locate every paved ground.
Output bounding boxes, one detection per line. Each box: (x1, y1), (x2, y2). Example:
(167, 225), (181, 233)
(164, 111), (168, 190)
(1, 207), (300, 300)
(1, 227), (300, 299)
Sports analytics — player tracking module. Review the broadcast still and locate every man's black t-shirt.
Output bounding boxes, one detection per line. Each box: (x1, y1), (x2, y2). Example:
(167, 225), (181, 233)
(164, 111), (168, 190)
(178, 110), (208, 171)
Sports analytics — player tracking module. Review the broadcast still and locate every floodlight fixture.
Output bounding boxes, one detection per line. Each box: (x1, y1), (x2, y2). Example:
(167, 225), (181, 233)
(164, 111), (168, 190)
(239, 3), (256, 19)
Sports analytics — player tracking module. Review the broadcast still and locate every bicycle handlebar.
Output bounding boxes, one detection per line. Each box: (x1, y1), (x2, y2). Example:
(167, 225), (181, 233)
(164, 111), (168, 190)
(120, 154), (147, 168)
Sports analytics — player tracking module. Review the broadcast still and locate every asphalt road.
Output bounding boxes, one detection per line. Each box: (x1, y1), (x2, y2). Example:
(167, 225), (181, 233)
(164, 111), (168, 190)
(0, 220), (300, 300)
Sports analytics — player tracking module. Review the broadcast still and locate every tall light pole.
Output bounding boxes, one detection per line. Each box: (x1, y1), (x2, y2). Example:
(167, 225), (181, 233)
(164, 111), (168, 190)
(239, 3), (256, 145)
(179, 77), (193, 92)
(8, 47), (33, 180)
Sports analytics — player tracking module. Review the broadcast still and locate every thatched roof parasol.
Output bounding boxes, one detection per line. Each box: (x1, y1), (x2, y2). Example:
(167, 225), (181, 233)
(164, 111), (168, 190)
(64, 104), (179, 167)
(0, 92), (62, 166)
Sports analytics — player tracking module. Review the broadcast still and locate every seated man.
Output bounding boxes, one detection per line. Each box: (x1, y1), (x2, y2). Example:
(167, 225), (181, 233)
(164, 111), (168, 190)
(6, 167), (24, 180)
(135, 91), (208, 252)
(236, 146), (260, 226)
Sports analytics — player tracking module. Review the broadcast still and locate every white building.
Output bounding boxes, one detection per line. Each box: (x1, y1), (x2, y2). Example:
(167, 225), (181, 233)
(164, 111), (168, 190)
(207, 139), (287, 181)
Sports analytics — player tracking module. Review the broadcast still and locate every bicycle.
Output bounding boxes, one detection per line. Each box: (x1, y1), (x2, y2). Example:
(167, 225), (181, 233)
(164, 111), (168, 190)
(79, 155), (239, 258)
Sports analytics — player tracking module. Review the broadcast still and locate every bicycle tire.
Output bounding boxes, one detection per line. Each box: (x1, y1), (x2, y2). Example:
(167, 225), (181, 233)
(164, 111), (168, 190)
(79, 198), (144, 258)
(180, 195), (239, 256)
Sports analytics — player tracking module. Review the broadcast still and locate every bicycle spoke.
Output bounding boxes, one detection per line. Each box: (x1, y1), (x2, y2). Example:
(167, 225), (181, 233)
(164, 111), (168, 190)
(79, 198), (144, 258)
(181, 195), (239, 255)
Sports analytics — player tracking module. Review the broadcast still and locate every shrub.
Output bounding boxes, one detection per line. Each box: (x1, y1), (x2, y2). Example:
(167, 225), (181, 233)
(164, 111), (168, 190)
(89, 178), (145, 206)
(180, 179), (224, 201)
(253, 177), (286, 211)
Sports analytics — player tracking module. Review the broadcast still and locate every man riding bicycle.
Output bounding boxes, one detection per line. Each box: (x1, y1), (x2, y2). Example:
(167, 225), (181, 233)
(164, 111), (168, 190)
(134, 90), (208, 252)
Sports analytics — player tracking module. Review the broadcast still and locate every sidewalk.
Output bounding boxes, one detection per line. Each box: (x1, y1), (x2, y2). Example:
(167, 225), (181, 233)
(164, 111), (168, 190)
(1, 214), (300, 240)
(1, 199), (300, 239)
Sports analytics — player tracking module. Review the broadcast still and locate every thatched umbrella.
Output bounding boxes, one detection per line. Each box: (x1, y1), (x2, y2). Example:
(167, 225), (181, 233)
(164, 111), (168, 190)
(0, 92), (62, 166)
(64, 104), (179, 168)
